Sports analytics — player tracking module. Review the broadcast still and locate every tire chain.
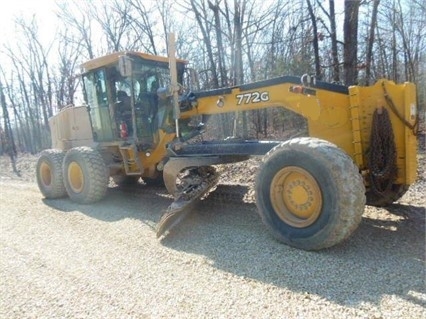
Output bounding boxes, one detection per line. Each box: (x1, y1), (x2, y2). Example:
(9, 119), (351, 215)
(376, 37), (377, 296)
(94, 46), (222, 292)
(368, 108), (397, 195)
(205, 185), (256, 205)
(180, 166), (219, 201)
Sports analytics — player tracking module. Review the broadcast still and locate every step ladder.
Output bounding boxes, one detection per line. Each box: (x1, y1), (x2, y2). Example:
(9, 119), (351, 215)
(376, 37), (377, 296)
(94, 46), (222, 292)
(119, 144), (144, 175)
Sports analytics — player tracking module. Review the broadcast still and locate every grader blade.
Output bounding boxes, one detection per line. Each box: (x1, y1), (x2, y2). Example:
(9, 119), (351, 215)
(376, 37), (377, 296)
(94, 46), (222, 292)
(156, 195), (200, 238)
(156, 166), (219, 238)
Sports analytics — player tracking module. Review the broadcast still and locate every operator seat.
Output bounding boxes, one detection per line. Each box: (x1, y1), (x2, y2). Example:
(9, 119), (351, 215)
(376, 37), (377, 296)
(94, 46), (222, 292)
(116, 90), (132, 136)
(117, 90), (131, 109)
(137, 81), (159, 139)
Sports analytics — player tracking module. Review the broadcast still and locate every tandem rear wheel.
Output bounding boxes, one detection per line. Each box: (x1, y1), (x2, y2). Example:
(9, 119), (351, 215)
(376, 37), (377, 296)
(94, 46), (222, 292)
(255, 137), (366, 250)
(36, 149), (67, 199)
(62, 147), (109, 204)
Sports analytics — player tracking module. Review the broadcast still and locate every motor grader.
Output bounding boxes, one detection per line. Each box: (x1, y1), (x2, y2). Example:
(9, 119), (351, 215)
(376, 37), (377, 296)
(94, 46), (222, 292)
(36, 42), (418, 251)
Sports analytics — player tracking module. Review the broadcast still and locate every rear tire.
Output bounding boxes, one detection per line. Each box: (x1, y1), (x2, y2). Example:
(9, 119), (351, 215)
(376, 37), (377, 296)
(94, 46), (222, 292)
(255, 137), (366, 250)
(63, 147), (108, 204)
(36, 149), (67, 199)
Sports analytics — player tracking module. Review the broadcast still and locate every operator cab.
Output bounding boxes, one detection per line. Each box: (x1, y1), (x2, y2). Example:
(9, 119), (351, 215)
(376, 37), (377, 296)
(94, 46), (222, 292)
(80, 52), (187, 146)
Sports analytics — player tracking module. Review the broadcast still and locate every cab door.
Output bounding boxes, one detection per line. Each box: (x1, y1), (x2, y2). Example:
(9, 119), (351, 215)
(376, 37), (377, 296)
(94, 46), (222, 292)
(82, 69), (116, 142)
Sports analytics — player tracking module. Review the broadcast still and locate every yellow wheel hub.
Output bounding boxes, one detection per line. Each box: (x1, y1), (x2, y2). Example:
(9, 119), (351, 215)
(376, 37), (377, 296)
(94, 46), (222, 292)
(270, 166), (322, 228)
(68, 161), (84, 193)
(40, 161), (52, 187)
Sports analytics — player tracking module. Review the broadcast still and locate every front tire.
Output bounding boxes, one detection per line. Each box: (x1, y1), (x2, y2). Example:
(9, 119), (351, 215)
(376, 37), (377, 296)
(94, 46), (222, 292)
(63, 147), (108, 204)
(255, 138), (366, 250)
(36, 149), (67, 199)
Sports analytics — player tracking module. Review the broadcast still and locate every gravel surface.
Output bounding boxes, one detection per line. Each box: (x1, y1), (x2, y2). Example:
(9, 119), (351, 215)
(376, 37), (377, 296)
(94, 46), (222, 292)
(0, 149), (425, 319)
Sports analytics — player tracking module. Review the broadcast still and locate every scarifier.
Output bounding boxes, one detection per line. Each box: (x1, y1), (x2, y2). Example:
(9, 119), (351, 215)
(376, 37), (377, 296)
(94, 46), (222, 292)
(36, 34), (418, 250)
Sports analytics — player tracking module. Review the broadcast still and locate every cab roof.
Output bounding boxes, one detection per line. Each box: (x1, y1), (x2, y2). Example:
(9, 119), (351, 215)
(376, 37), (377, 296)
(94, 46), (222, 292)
(80, 51), (188, 72)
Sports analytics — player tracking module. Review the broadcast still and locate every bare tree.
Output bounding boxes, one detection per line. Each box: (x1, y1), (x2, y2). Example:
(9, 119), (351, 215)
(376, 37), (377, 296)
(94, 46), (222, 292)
(188, 0), (220, 88)
(365, 0), (380, 84)
(306, 0), (321, 79)
(329, 0), (340, 82)
(343, 0), (361, 85)
(56, 0), (96, 59)
(88, 0), (133, 52)
(208, 0), (229, 87)
(54, 31), (82, 107)
(124, 0), (160, 54)
(0, 76), (19, 173)
(2, 17), (57, 151)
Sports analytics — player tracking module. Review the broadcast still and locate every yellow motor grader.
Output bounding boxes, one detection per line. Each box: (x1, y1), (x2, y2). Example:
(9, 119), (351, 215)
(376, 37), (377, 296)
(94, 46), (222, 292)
(36, 42), (418, 250)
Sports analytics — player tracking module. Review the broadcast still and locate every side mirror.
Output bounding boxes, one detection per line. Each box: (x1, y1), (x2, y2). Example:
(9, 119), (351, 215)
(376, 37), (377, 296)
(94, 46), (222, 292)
(118, 55), (132, 77)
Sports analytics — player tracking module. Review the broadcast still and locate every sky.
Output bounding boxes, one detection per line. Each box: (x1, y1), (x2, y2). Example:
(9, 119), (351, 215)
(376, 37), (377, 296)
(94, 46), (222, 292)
(0, 0), (57, 46)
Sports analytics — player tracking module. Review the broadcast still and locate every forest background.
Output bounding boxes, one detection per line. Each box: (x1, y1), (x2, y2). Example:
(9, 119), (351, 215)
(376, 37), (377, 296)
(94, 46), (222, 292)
(0, 0), (424, 157)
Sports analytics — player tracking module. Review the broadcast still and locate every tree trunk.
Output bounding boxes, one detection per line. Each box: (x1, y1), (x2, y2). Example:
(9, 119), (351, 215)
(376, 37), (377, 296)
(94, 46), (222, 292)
(233, 0), (248, 137)
(208, 0), (232, 137)
(343, 0), (361, 85)
(306, 0), (321, 79)
(396, 0), (416, 82)
(329, 0), (340, 82)
(190, 0), (219, 88)
(391, 3), (398, 82)
(0, 79), (18, 174)
(365, 0), (380, 85)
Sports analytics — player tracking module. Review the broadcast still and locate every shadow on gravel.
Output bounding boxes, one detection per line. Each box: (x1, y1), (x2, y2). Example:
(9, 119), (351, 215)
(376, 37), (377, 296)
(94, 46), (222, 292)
(385, 203), (426, 231)
(41, 183), (425, 309)
(42, 184), (171, 228)
(161, 194), (426, 309)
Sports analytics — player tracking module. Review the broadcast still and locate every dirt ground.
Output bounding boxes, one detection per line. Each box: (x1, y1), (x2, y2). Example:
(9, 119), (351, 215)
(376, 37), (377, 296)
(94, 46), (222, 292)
(0, 139), (425, 318)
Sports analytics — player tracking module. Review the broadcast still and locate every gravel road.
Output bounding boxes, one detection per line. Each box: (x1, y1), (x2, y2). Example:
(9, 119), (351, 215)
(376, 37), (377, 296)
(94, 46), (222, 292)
(0, 150), (426, 319)
(0, 155), (425, 319)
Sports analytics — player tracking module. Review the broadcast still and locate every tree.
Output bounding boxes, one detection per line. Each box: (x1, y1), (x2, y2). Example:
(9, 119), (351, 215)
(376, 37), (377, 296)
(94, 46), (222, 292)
(365, 0), (380, 85)
(1, 16), (56, 152)
(54, 31), (82, 107)
(89, 0), (133, 52)
(124, 0), (160, 54)
(0, 76), (18, 173)
(343, 0), (361, 85)
(56, 0), (97, 60)
(306, 0), (321, 79)
(188, 0), (220, 89)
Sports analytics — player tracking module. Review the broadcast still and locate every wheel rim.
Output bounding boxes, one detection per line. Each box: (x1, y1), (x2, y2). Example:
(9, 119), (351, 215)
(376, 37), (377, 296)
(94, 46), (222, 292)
(270, 166), (322, 228)
(68, 161), (84, 193)
(40, 161), (52, 187)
